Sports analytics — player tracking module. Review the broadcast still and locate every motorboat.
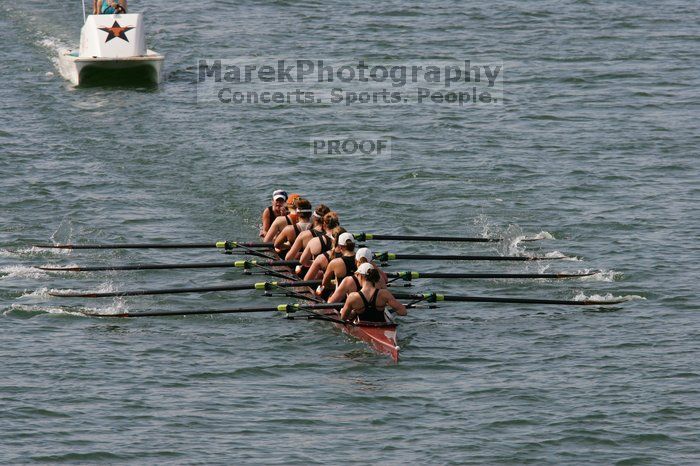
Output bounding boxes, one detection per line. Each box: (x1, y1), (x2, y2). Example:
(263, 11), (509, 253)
(58, 13), (164, 86)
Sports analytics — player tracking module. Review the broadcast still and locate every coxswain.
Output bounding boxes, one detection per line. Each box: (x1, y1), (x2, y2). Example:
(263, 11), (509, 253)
(260, 190), (288, 238)
(315, 232), (357, 296)
(263, 193), (300, 242)
(340, 263), (407, 322)
(285, 204), (330, 260)
(273, 198), (313, 253)
(327, 247), (388, 303)
(297, 211), (339, 274)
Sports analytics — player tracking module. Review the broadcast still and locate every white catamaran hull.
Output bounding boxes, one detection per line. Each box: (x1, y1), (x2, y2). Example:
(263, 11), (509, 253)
(58, 13), (163, 86)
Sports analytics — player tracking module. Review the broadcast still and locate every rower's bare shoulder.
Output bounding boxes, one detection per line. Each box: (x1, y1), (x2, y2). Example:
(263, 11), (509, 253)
(339, 275), (354, 286)
(345, 291), (361, 303)
(379, 288), (397, 301)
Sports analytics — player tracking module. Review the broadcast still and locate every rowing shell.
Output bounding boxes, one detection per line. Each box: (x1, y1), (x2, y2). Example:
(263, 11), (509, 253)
(271, 251), (401, 362)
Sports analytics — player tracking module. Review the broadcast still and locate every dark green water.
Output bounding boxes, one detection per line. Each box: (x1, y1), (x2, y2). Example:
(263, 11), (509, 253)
(1, 1), (698, 463)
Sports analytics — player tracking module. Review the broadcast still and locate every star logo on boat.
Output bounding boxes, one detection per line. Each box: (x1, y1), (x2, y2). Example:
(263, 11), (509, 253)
(99, 21), (134, 42)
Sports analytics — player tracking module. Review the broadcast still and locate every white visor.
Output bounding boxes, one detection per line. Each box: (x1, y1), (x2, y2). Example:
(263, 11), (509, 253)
(272, 189), (288, 201)
(338, 232), (354, 246)
(355, 247), (373, 262)
(356, 262), (374, 275)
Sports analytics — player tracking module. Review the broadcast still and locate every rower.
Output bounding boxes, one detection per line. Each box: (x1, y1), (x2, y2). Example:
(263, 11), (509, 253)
(263, 193), (300, 242)
(304, 227), (347, 281)
(340, 263), (407, 322)
(273, 198), (312, 253)
(260, 190), (288, 238)
(315, 232), (356, 296)
(297, 211), (339, 273)
(327, 247), (388, 303)
(285, 204), (330, 260)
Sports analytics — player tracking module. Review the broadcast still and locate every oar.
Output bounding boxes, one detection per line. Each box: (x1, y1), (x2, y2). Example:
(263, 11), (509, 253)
(355, 233), (545, 243)
(39, 261), (248, 272)
(37, 259), (302, 272)
(33, 233), (548, 249)
(39, 252), (569, 272)
(32, 241), (273, 250)
(390, 270), (598, 280)
(82, 302), (342, 318)
(375, 252), (574, 261)
(391, 292), (629, 306)
(50, 280), (321, 298)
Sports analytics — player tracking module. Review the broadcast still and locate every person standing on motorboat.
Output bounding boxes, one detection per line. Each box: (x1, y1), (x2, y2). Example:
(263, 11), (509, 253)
(94, 0), (127, 14)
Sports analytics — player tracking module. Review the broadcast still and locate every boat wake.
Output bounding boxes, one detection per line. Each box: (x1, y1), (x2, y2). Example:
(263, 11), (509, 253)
(0, 2), (74, 75)
(39, 37), (73, 74)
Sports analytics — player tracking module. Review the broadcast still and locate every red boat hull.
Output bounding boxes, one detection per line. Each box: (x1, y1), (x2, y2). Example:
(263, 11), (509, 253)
(335, 317), (400, 362)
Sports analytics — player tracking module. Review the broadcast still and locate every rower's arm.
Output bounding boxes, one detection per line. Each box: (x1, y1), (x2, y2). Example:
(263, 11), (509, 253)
(384, 291), (407, 316)
(340, 294), (358, 321)
(298, 243), (313, 267)
(261, 208), (271, 237)
(285, 233), (304, 260)
(378, 268), (389, 289)
(320, 261), (336, 289)
(299, 237), (320, 267)
(263, 217), (281, 242)
(263, 229), (274, 243)
(273, 227), (290, 251)
(327, 276), (351, 303)
(304, 255), (325, 281)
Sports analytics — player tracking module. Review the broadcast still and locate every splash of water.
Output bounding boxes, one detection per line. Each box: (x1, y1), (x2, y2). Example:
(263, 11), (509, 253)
(572, 292), (645, 303)
(0, 265), (49, 280)
(3, 303), (85, 318)
(81, 298), (131, 316)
